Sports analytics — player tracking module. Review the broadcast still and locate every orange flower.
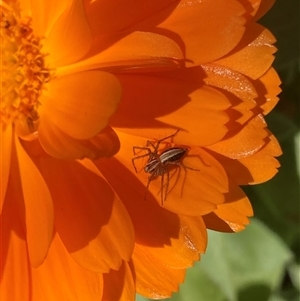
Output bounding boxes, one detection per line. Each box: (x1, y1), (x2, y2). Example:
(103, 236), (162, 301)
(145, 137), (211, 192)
(1, 0), (281, 300)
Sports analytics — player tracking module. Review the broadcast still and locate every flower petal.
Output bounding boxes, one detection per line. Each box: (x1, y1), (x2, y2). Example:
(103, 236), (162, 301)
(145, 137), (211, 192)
(152, 147), (228, 215)
(247, 0), (276, 21)
(28, 0), (72, 37)
(31, 234), (103, 301)
(35, 156), (135, 273)
(133, 244), (186, 299)
(202, 63), (258, 107)
(132, 216), (206, 270)
(14, 136), (54, 268)
(215, 23), (276, 79)
(84, 0), (177, 35)
(237, 134), (281, 183)
(111, 69), (231, 146)
(207, 114), (269, 159)
(99, 131), (228, 216)
(43, 0), (92, 67)
(0, 125), (12, 213)
(0, 183), (30, 301)
(94, 159), (209, 267)
(39, 71), (121, 140)
(39, 120), (120, 159)
(59, 31), (184, 76)
(207, 133), (281, 185)
(133, 0), (246, 65)
(102, 261), (135, 301)
(253, 67), (281, 115)
(203, 185), (253, 232)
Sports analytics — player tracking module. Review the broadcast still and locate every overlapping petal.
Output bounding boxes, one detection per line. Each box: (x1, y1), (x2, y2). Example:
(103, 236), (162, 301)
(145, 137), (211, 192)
(32, 155), (135, 273)
(0, 125), (12, 212)
(15, 136), (54, 267)
(42, 0), (92, 67)
(31, 234), (103, 301)
(1, 0), (281, 299)
(215, 23), (277, 79)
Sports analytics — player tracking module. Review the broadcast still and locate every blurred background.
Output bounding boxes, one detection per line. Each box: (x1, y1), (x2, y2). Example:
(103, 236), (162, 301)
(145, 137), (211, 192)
(137, 0), (300, 300)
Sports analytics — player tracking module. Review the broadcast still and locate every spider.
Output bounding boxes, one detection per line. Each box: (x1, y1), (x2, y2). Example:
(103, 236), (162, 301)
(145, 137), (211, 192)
(132, 130), (198, 205)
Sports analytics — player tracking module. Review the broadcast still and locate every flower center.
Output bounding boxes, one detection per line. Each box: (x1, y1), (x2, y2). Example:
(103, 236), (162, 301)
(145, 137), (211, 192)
(1, 1), (51, 133)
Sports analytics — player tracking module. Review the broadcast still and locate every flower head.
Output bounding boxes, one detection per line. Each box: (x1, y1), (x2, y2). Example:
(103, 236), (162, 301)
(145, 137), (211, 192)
(1, 0), (281, 300)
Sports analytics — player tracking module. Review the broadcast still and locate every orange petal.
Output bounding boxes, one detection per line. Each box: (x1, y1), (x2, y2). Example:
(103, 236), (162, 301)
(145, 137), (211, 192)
(111, 70), (231, 146)
(39, 71), (121, 140)
(94, 160), (208, 267)
(253, 67), (281, 115)
(102, 261), (135, 301)
(237, 134), (281, 183)
(84, 0), (176, 35)
(239, 0), (274, 21)
(31, 234), (103, 301)
(133, 244), (186, 299)
(133, 0), (246, 65)
(43, 0), (92, 67)
(249, 0), (276, 20)
(0, 125), (13, 213)
(15, 135), (54, 268)
(35, 156), (134, 273)
(203, 184), (253, 232)
(214, 185), (253, 231)
(202, 63), (258, 107)
(39, 120), (119, 159)
(0, 181), (30, 301)
(202, 64), (259, 125)
(60, 31), (184, 75)
(215, 23), (276, 80)
(208, 134), (281, 184)
(131, 217), (206, 270)
(236, 134), (281, 184)
(153, 147), (228, 215)
(100, 131), (228, 216)
(207, 115), (269, 159)
(29, 0), (72, 37)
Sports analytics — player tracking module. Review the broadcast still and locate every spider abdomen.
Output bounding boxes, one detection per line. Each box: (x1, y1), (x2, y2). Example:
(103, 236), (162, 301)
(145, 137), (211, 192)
(144, 147), (188, 174)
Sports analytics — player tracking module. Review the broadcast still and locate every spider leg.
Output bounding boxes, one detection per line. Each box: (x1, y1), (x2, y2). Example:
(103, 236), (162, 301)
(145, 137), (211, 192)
(133, 146), (152, 155)
(161, 171), (164, 206)
(163, 167), (170, 205)
(181, 163), (200, 171)
(132, 146), (153, 173)
(144, 170), (159, 200)
(147, 130), (180, 154)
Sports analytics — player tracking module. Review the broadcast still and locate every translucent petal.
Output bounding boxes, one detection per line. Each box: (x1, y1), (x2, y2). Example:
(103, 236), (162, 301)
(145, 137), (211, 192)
(15, 136), (54, 268)
(84, 0), (176, 35)
(35, 156), (135, 273)
(111, 70), (231, 146)
(29, 0), (72, 37)
(43, 0), (92, 67)
(98, 131), (229, 216)
(207, 115), (269, 159)
(58, 31), (184, 76)
(39, 71), (121, 140)
(215, 23), (276, 79)
(31, 234), (103, 301)
(102, 261), (135, 301)
(133, 0), (246, 65)
(0, 125), (12, 213)
(0, 183), (30, 300)
(133, 244), (186, 299)
(39, 121), (120, 160)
